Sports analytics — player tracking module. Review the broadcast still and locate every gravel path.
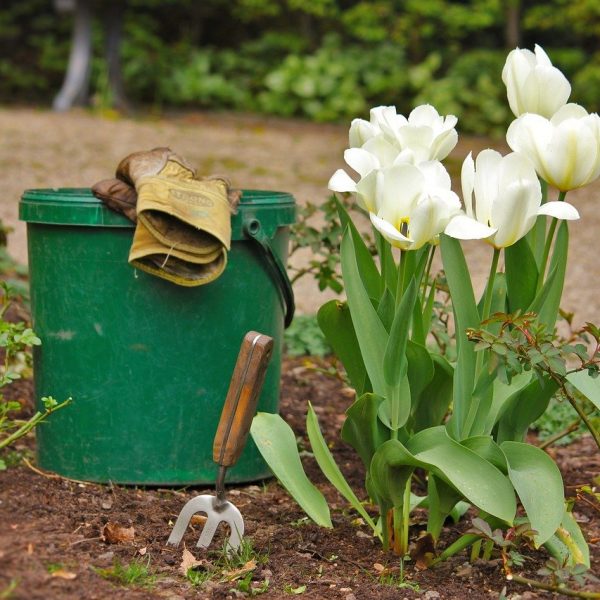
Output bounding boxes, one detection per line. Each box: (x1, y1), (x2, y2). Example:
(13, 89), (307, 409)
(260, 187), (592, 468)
(1, 107), (598, 326)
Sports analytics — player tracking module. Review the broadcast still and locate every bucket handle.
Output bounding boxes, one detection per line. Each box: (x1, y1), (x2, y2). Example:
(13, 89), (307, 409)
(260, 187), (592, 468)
(243, 219), (295, 328)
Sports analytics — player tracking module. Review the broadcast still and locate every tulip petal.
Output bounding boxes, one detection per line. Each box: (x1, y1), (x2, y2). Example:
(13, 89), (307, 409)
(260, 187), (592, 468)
(370, 212), (412, 249)
(444, 213), (497, 241)
(379, 163), (424, 225)
(349, 118), (376, 147)
(538, 201), (579, 220)
(328, 169), (357, 193)
(409, 195), (452, 250)
(355, 169), (383, 213)
(491, 180), (540, 248)
(344, 148), (380, 177)
(473, 149), (502, 224)
(461, 152), (475, 218)
(362, 135), (400, 168)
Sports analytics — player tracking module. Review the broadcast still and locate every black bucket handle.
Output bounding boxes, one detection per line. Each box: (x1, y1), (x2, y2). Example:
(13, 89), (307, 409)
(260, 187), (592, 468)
(243, 219), (295, 328)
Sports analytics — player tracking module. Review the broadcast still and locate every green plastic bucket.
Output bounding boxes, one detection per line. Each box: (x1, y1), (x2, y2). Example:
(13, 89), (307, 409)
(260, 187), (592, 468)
(19, 188), (295, 485)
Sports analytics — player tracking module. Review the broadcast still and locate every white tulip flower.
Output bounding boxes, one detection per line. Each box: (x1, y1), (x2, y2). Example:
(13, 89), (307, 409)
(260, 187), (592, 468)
(348, 104), (458, 163)
(369, 162), (461, 251)
(502, 44), (571, 118)
(445, 150), (579, 249)
(506, 103), (600, 191)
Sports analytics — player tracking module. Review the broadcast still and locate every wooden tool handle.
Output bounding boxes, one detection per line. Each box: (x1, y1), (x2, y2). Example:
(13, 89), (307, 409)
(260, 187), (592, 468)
(213, 331), (274, 467)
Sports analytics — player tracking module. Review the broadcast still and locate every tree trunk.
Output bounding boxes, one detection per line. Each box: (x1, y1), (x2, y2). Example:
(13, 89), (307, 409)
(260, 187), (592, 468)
(53, 0), (93, 111)
(505, 0), (521, 49)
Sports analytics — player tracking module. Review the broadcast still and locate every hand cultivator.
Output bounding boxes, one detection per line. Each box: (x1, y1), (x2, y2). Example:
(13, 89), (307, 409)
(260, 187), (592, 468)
(167, 331), (273, 552)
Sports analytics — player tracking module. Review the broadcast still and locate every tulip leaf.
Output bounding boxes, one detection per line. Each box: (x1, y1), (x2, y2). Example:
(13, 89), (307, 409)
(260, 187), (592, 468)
(501, 441), (564, 546)
(544, 510), (590, 568)
(505, 236), (539, 313)
(411, 353), (453, 432)
(406, 340), (435, 406)
(427, 474), (463, 541)
(484, 372), (532, 434)
(566, 370), (600, 412)
(306, 403), (378, 534)
(495, 376), (558, 444)
(341, 230), (388, 397)
(317, 299), (369, 396)
(250, 413), (332, 528)
(384, 278), (417, 389)
(336, 198), (384, 301)
(341, 393), (389, 469)
(461, 436), (507, 472)
(440, 234), (479, 439)
(538, 221), (569, 330)
(407, 426), (516, 524)
(369, 439), (420, 507)
(377, 287), (396, 332)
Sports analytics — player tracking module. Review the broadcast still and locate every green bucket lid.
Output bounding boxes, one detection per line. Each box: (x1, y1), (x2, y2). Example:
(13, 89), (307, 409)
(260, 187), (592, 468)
(20, 188), (296, 239)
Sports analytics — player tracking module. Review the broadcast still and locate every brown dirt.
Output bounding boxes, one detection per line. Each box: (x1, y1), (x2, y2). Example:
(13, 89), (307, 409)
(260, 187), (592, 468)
(0, 356), (599, 600)
(1, 108), (600, 326)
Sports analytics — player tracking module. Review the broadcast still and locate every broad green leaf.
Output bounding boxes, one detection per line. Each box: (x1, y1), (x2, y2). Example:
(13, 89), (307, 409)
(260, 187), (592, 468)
(341, 230), (389, 397)
(505, 237), (539, 313)
(411, 353), (453, 432)
(341, 393), (389, 469)
(496, 377), (558, 444)
(378, 375), (411, 431)
(461, 436), (507, 472)
(377, 287), (396, 332)
(427, 474), (463, 541)
(336, 198), (384, 301)
(484, 372), (532, 434)
(544, 510), (590, 568)
(408, 426), (516, 523)
(566, 370), (600, 412)
(406, 340), (435, 405)
(317, 300), (369, 396)
(306, 403), (378, 534)
(369, 439), (420, 507)
(440, 234), (479, 439)
(250, 413), (332, 528)
(501, 441), (564, 546)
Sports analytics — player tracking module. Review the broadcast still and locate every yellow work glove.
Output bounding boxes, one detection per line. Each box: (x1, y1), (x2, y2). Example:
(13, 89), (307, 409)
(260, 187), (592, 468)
(94, 147), (239, 286)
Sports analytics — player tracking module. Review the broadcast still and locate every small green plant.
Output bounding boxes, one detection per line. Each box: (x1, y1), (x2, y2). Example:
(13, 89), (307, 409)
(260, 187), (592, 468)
(186, 537), (269, 591)
(284, 583), (307, 594)
(0, 283), (71, 468)
(92, 557), (158, 589)
(284, 315), (331, 357)
(0, 580), (17, 599)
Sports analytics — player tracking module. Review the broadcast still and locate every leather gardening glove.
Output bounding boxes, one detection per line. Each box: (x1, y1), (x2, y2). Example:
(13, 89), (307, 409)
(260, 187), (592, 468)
(92, 147), (241, 286)
(91, 178), (138, 222)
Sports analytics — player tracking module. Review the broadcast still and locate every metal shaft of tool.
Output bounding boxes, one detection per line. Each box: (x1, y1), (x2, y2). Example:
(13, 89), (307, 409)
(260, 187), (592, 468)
(214, 333), (263, 508)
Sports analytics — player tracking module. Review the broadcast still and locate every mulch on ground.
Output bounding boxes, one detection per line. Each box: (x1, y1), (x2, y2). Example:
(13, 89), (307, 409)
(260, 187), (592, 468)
(0, 356), (598, 599)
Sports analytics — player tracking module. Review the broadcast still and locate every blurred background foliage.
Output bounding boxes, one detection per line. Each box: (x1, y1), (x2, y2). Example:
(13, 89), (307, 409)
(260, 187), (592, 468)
(1, 0), (599, 134)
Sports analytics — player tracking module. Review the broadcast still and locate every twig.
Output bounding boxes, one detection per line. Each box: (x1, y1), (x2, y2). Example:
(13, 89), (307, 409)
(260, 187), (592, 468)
(22, 457), (90, 485)
(538, 419), (582, 450)
(510, 574), (600, 598)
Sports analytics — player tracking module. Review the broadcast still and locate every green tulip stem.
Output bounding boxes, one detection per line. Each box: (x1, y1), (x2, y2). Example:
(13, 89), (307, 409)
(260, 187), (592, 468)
(393, 476), (412, 556)
(475, 248), (501, 378)
(537, 191), (567, 292)
(396, 249), (407, 302)
(422, 244), (436, 303)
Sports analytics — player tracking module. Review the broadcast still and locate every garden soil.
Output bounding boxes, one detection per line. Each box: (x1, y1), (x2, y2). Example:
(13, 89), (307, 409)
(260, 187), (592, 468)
(0, 358), (599, 599)
(0, 108), (599, 598)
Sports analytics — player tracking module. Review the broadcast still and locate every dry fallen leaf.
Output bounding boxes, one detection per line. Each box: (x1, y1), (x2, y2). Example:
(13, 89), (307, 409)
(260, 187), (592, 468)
(412, 532), (436, 570)
(222, 559), (257, 582)
(179, 548), (208, 576)
(27, 543), (34, 555)
(373, 562), (398, 576)
(138, 547), (147, 556)
(101, 522), (135, 544)
(190, 514), (207, 527)
(51, 568), (77, 580)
